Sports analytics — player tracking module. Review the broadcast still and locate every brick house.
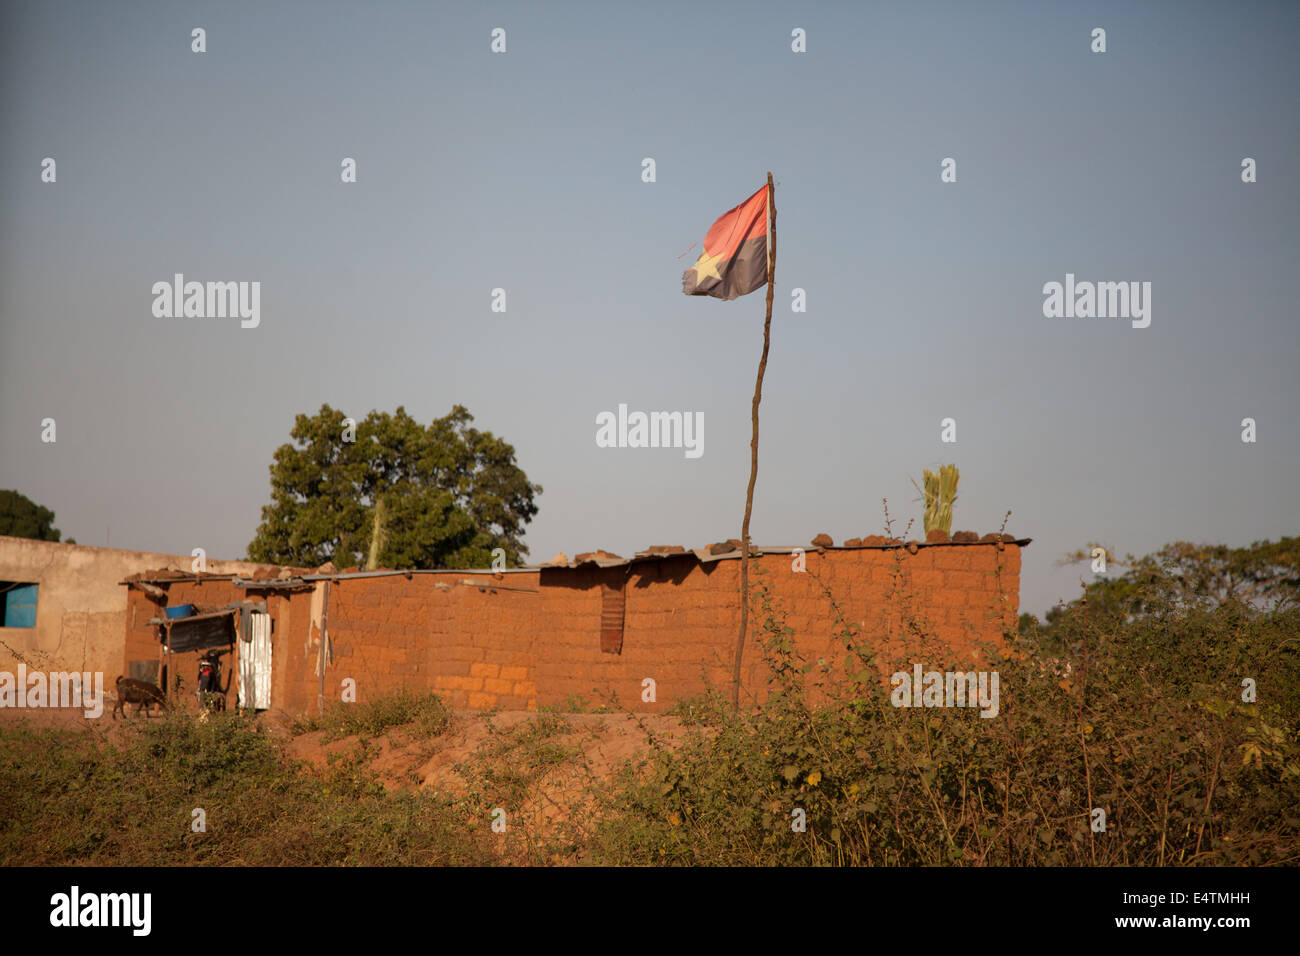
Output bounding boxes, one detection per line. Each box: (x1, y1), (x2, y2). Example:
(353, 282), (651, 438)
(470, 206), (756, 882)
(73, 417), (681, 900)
(121, 536), (1026, 715)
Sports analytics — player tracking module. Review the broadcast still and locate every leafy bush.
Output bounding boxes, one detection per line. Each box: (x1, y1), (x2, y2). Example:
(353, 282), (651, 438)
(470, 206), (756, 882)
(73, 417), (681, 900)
(291, 688), (451, 742)
(0, 703), (489, 866)
(590, 557), (1300, 866)
(666, 690), (732, 727)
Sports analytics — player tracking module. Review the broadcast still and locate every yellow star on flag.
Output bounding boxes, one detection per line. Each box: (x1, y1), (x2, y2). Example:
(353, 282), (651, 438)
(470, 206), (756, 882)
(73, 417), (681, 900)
(691, 248), (725, 283)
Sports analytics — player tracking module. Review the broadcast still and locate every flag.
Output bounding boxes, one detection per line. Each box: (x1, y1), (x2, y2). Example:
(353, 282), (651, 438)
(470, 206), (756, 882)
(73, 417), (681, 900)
(681, 183), (769, 300)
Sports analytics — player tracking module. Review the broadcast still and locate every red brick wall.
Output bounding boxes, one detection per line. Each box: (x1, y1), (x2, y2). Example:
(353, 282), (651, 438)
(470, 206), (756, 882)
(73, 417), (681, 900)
(123, 543), (1021, 715)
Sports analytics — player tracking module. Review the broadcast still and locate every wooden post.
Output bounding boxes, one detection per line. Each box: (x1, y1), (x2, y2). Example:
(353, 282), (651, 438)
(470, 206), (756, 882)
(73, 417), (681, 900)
(732, 171), (776, 709)
(317, 582), (330, 715)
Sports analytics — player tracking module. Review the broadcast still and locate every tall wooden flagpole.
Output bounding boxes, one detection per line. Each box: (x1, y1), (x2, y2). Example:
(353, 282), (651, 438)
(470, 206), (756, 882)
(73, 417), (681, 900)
(732, 171), (776, 708)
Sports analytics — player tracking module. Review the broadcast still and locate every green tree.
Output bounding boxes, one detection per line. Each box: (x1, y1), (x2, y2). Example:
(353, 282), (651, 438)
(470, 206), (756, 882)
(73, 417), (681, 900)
(1017, 611), (1039, 637)
(247, 405), (541, 570)
(1037, 536), (1300, 648)
(0, 490), (60, 541)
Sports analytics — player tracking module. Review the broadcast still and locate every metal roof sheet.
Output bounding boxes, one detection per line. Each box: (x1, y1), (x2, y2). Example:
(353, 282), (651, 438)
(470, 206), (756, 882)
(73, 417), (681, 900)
(126, 537), (1033, 587)
(534, 538), (1032, 570)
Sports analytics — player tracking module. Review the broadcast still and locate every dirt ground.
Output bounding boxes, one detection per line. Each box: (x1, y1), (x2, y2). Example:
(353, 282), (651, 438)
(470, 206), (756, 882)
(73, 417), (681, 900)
(0, 703), (697, 841)
(283, 710), (690, 786)
(282, 708), (697, 839)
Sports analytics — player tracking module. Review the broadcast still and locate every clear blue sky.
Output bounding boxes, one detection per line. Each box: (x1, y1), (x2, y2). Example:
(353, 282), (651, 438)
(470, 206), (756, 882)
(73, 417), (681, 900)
(2, 0), (1297, 618)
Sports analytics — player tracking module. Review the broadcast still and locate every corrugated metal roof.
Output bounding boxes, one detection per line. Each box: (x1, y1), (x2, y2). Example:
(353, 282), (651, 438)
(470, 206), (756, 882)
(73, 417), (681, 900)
(143, 607), (240, 627)
(147, 608), (239, 653)
(126, 537), (1033, 588)
(535, 538), (1032, 570)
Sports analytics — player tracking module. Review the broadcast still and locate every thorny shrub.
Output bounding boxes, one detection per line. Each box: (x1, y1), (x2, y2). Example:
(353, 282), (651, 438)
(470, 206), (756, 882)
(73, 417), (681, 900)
(590, 557), (1300, 866)
(0, 706), (490, 866)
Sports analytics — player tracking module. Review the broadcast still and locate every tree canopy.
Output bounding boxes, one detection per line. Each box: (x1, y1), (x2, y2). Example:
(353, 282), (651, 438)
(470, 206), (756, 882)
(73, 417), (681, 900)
(1024, 536), (1300, 643)
(247, 405), (541, 570)
(0, 490), (61, 541)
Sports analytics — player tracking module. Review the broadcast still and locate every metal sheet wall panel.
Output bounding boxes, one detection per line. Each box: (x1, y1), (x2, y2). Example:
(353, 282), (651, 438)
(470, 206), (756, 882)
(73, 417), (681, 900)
(238, 612), (273, 710)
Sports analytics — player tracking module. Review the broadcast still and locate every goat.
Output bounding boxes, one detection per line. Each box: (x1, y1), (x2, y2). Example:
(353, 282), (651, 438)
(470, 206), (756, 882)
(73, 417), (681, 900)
(113, 676), (167, 719)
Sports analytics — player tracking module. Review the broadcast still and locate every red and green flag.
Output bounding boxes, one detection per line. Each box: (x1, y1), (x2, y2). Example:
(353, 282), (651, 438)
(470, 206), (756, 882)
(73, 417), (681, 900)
(681, 184), (769, 300)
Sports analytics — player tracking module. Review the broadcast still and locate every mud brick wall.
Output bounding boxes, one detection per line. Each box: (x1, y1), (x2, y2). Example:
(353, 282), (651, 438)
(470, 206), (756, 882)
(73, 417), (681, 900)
(122, 543), (1022, 715)
(299, 543), (1021, 714)
(317, 573), (547, 714)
